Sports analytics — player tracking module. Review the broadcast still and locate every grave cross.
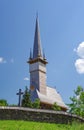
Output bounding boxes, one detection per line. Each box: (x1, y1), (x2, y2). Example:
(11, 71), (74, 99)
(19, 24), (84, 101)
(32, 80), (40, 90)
(16, 89), (23, 107)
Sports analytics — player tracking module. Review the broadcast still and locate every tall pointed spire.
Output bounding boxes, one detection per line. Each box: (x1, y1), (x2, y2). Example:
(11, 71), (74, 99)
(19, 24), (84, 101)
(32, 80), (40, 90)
(33, 15), (43, 59)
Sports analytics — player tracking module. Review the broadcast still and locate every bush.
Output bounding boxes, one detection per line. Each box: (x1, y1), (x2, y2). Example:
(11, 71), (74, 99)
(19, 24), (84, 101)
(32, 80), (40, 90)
(0, 99), (8, 106)
(52, 102), (61, 111)
(32, 99), (40, 109)
(68, 86), (84, 117)
(22, 86), (32, 107)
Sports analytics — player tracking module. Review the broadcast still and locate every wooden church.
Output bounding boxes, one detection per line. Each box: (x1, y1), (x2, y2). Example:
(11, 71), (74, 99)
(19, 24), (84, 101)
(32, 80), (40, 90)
(28, 16), (67, 111)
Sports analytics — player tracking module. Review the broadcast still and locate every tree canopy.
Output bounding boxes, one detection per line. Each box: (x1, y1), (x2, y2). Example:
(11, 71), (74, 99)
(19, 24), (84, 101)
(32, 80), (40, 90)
(21, 86), (31, 107)
(0, 99), (8, 106)
(68, 86), (84, 117)
(21, 86), (40, 108)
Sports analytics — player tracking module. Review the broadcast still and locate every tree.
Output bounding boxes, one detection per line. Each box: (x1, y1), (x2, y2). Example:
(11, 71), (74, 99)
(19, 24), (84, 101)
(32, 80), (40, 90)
(32, 99), (40, 109)
(68, 86), (84, 117)
(0, 99), (8, 106)
(52, 102), (61, 111)
(22, 86), (32, 107)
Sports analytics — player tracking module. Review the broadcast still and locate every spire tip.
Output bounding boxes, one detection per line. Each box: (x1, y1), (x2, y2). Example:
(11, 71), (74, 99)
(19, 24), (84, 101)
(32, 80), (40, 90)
(36, 12), (38, 19)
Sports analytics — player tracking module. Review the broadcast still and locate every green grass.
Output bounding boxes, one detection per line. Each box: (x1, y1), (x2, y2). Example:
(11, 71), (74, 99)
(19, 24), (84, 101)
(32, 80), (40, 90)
(0, 120), (84, 130)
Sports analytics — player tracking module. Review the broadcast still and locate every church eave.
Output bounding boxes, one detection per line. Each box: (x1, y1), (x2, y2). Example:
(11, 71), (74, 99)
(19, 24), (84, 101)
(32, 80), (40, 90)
(28, 57), (48, 64)
(40, 101), (68, 111)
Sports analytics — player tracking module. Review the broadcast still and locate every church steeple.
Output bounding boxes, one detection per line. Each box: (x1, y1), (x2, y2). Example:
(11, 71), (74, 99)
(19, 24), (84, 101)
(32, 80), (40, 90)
(33, 15), (43, 59)
(27, 16), (67, 111)
(28, 16), (48, 98)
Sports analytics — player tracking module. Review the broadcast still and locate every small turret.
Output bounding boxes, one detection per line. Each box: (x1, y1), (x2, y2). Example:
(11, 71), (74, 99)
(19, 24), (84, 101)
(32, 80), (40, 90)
(29, 48), (32, 60)
(43, 49), (46, 60)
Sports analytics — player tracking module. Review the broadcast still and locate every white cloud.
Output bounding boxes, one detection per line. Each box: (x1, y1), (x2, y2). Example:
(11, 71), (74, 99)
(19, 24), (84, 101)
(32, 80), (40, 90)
(0, 57), (14, 64)
(75, 42), (84, 58)
(74, 41), (84, 74)
(75, 59), (84, 74)
(0, 57), (6, 64)
(24, 77), (29, 81)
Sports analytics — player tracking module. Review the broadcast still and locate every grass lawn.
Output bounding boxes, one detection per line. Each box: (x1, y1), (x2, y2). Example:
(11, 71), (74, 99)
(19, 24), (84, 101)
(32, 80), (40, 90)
(0, 120), (84, 130)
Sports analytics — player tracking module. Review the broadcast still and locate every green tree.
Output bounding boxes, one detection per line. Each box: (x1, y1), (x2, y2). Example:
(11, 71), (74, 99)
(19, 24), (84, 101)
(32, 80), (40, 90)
(0, 99), (8, 106)
(68, 86), (84, 117)
(32, 99), (40, 109)
(52, 102), (61, 111)
(22, 86), (32, 107)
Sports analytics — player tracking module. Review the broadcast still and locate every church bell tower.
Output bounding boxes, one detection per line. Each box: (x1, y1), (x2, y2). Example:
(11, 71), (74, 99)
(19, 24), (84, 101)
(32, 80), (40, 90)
(28, 16), (48, 101)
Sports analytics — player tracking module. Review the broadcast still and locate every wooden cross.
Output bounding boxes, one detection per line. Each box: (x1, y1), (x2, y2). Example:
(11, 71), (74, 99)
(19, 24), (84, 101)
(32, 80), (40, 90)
(16, 89), (23, 107)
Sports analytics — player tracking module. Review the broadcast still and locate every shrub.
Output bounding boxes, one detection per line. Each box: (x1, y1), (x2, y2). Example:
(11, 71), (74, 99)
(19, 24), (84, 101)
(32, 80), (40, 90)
(52, 102), (61, 111)
(0, 99), (8, 106)
(32, 99), (40, 109)
(22, 86), (32, 107)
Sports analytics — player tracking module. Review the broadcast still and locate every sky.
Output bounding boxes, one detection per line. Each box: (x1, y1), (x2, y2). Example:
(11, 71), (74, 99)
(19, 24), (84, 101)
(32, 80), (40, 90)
(0, 0), (84, 105)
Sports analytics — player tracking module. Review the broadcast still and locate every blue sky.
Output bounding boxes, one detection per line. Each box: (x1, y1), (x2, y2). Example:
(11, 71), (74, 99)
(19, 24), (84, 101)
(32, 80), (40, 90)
(0, 0), (84, 105)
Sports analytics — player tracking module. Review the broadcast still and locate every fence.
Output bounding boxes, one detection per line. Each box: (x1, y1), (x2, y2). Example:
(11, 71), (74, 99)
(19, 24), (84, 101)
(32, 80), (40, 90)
(0, 106), (84, 124)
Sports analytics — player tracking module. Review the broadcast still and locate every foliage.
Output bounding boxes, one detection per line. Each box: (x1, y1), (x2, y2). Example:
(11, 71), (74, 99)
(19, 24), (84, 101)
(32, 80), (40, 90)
(68, 86), (84, 117)
(0, 120), (84, 130)
(22, 86), (40, 108)
(52, 102), (61, 111)
(21, 86), (32, 107)
(32, 99), (40, 109)
(0, 99), (8, 106)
